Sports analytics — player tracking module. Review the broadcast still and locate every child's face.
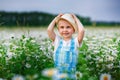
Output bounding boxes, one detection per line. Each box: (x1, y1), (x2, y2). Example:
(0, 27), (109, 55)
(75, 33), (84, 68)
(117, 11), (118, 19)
(57, 19), (75, 40)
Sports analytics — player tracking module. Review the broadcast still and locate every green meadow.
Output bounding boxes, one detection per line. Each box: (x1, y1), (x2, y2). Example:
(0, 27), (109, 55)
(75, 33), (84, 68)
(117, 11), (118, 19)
(0, 26), (120, 80)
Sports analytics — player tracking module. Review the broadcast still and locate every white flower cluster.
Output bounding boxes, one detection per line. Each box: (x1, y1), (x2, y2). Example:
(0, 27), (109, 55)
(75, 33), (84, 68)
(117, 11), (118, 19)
(83, 28), (120, 77)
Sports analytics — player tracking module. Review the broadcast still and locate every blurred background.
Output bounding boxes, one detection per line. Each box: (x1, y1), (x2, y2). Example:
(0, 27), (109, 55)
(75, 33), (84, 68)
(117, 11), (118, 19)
(0, 0), (120, 39)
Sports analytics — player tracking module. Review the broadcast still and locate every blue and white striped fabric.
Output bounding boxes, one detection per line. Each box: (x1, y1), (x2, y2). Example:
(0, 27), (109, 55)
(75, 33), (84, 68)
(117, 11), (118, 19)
(54, 38), (77, 79)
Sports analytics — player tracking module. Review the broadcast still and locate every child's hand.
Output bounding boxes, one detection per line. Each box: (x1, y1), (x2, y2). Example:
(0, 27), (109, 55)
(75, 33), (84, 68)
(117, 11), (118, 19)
(71, 13), (83, 28)
(55, 13), (63, 23)
(71, 14), (79, 24)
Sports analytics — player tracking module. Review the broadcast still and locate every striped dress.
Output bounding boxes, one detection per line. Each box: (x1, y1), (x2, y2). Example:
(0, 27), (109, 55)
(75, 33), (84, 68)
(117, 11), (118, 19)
(54, 38), (78, 79)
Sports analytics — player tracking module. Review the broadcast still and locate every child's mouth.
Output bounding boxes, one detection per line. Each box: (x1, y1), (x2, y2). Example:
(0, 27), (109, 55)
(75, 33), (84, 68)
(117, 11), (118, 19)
(63, 33), (69, 35)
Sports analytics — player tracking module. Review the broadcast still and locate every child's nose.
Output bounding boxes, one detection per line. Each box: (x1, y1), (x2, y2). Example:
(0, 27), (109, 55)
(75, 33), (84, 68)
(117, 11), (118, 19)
(63, 28), (67, 31)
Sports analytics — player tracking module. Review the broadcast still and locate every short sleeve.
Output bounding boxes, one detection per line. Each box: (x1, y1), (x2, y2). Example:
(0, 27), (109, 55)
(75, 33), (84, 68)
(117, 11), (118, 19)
(75, 37), (82, 48)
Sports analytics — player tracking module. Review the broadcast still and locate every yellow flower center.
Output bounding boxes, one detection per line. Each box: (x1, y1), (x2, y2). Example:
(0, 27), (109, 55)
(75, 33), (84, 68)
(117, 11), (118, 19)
(47, 69), (55, 76)
(104, 76), (108, 80)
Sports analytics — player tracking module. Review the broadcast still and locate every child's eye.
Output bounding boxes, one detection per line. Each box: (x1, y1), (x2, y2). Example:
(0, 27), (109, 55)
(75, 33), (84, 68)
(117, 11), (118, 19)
(66, 26), (70, 28)
(60, 26), (64, 29)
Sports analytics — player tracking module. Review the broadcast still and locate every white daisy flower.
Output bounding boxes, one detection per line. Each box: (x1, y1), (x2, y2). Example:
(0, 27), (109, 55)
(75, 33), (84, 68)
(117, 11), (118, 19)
(25, 63), (31, 68)
(75, 71), (83, 79)
(12, 75), (25, 80)
(100, 73), (111, 80)
(42, 68), (58, 77)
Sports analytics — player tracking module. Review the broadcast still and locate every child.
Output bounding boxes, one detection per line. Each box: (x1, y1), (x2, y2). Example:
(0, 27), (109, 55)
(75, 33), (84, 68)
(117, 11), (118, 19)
(47, 13), (84, 79)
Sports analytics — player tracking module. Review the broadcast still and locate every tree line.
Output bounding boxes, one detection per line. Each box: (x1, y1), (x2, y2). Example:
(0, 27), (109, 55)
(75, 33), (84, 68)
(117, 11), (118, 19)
(0, 11), (120, 27)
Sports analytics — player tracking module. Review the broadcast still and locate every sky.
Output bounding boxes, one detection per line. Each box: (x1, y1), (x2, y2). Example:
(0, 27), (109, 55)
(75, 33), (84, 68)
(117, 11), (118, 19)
(0, 0), (120, 22)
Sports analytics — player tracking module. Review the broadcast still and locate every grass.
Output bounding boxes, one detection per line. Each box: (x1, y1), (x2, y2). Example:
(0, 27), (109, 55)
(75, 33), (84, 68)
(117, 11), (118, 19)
(0, 26), (120, 80)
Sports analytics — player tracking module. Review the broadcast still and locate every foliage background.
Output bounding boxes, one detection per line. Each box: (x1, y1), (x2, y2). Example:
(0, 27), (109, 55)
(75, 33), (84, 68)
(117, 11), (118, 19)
(0, 11), (120, 27)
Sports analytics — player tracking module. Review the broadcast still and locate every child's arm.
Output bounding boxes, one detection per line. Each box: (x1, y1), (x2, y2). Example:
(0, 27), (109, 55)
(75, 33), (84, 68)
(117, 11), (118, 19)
(72, 14), (85, 44)
(47, 14), (62, 41)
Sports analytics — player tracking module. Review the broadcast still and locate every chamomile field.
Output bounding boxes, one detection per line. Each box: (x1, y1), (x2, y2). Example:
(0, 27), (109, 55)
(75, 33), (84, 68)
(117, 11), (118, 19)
(0, 26), (120, 80)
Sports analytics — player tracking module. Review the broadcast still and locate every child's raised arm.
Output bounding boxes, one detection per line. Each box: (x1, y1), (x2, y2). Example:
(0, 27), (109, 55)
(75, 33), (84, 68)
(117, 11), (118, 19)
(72, 14), (85, 44)
(47, 14), (62, 41)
